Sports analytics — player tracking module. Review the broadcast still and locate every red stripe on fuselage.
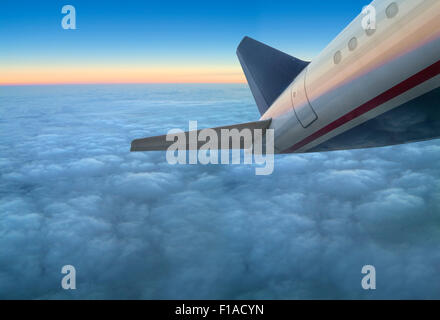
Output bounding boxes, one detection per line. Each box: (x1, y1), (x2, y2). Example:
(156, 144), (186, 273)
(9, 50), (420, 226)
(282, 60), (440, 153)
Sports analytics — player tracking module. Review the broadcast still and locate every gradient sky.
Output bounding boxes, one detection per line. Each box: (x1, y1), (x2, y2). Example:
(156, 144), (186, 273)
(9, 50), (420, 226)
(1, 0), (372, 84)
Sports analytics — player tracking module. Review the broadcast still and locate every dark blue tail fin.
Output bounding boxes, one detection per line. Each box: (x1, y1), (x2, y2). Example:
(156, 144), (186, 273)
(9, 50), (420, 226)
(237, 37), (310, 116)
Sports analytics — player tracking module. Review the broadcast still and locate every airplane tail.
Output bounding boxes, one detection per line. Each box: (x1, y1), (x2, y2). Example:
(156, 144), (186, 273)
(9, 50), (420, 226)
(236, 36), (310, 116)
(131, 37), (308, 152)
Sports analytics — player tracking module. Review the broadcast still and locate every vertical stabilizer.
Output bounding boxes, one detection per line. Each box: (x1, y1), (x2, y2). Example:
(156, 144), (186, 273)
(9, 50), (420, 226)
(237, 37), (310, 115)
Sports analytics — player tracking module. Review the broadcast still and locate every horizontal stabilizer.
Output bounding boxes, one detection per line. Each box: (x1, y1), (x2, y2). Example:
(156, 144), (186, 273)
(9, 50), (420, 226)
(130, 119), (272, 152)
(237, 36), (310, 115)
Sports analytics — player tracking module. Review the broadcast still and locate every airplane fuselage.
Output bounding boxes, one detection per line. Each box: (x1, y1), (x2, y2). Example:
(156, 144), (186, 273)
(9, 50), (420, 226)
(261, 0), (440, 153)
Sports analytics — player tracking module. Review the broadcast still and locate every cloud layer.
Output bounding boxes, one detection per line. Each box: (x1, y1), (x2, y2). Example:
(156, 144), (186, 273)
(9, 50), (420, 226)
(1, 84), (440, 299)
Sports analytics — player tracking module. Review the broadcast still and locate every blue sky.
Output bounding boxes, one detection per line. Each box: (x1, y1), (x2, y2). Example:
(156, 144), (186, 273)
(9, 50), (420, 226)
(0, 0), (372, 84)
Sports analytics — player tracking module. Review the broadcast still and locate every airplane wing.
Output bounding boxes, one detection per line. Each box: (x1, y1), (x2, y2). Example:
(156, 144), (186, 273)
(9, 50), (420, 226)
(130, 119), (272, 152)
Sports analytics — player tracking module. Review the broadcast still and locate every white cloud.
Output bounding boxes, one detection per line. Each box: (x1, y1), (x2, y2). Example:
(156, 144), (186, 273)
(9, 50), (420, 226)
(1, 84), (440, 299)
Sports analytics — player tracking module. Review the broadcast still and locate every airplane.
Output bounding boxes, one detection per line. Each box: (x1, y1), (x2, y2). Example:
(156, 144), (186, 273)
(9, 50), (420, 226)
(131, 0), (440, 154)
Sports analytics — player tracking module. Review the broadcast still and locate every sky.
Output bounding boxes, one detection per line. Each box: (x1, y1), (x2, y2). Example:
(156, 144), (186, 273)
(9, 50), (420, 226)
(1, 84), (440, 299)
(0, 0), (372, 85)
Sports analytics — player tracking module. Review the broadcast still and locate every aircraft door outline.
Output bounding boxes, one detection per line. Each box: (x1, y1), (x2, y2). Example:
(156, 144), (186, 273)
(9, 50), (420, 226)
(291, 69), (318, 128)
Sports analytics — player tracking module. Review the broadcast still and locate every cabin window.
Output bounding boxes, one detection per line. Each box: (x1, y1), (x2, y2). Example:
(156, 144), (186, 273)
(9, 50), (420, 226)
(386, 2), (399, 18)
(348, 37), (358, 51)
(334, 51), (342, 64)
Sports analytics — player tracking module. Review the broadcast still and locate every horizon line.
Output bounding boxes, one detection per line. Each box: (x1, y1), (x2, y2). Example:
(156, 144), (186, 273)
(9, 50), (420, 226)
(0, 81), (248, 87)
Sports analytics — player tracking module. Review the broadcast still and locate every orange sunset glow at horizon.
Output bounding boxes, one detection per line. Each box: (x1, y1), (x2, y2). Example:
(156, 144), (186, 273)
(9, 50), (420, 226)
(0, 65), (247, 86)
